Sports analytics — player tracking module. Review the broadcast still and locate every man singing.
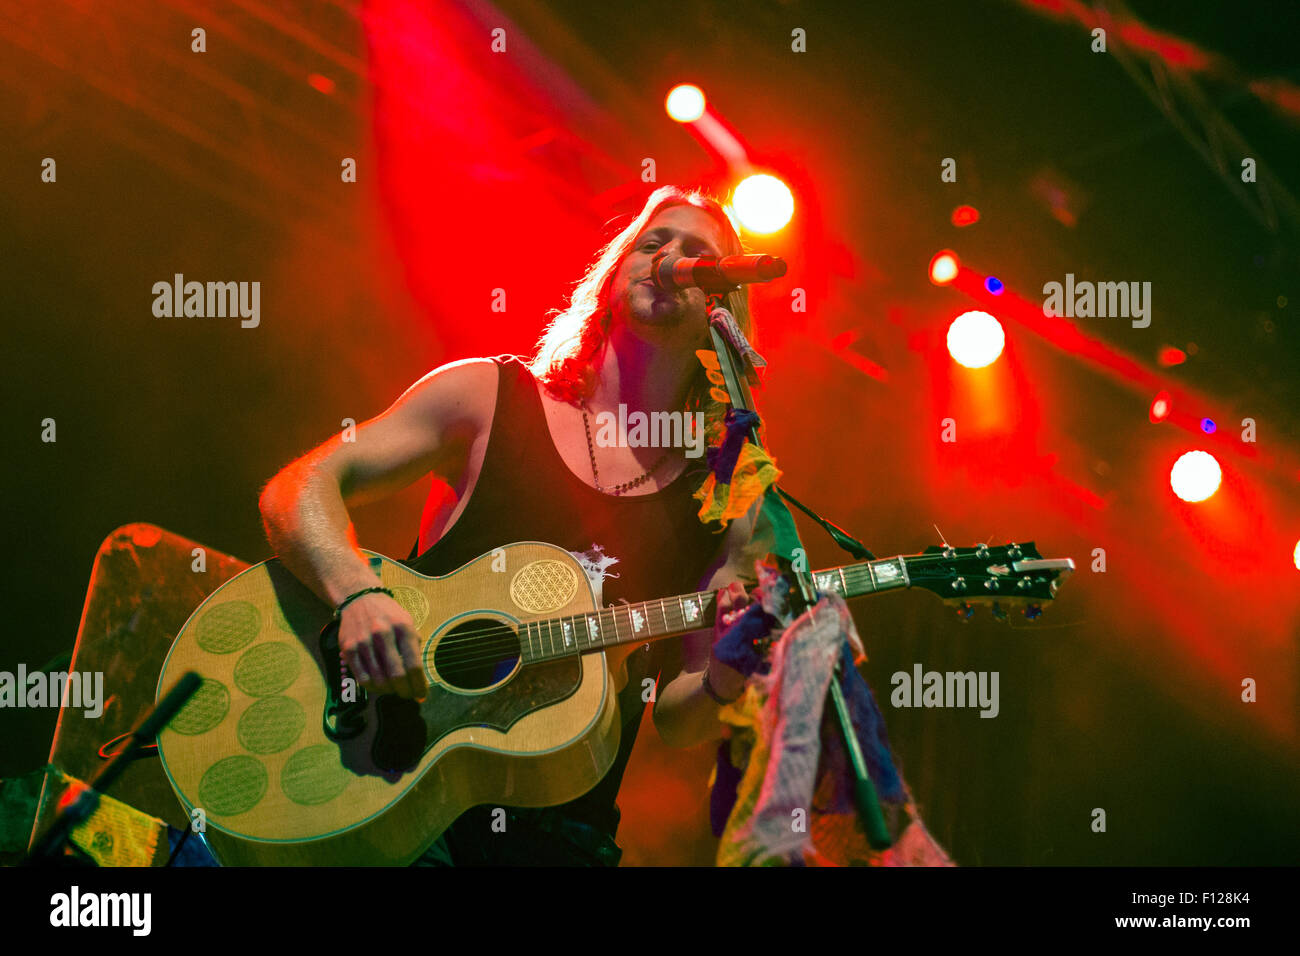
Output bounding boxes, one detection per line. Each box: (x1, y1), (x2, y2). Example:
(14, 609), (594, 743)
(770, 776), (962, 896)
(258, 185), (774, 865)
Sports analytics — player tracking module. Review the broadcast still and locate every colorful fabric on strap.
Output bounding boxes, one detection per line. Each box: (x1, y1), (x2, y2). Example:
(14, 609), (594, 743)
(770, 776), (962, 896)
(706, 408), (760, 481)
(695, 442), (782, 528)
(711, 582), (954, 867)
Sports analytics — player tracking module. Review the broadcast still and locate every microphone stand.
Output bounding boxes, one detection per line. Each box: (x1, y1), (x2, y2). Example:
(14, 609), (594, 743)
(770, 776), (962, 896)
(703, 290), (893, 852)
(26, 671), (202, 865)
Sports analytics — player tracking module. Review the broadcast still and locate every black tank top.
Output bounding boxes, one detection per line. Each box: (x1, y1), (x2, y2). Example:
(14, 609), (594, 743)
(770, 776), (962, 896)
(402, 354), (726, 831)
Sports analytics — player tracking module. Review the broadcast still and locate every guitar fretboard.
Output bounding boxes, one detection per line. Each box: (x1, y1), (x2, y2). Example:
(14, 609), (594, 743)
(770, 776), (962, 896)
(518, 555), (911, 663)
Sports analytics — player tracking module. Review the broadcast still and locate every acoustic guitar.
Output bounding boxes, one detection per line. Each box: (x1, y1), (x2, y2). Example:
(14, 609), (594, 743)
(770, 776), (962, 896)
(155, 540), (1072, 865)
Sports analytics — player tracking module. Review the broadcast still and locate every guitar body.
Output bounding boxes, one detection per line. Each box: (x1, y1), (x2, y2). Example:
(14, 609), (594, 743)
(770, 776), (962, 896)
(156, 543), (634, 866)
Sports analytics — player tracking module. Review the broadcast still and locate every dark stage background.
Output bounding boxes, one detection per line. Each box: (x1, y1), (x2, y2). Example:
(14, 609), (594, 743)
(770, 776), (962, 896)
(2, 0), (1297, 865)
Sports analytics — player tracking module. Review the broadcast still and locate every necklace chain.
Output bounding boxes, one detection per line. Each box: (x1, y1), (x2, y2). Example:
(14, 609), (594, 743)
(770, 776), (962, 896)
(581, 402), (673, 495)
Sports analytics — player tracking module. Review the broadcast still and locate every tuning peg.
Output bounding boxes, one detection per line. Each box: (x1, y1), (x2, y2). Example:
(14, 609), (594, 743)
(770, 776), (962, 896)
(990, 602), (1008, 623)
(955, 602), (974, 622)
(1023, 603), (1043, 621)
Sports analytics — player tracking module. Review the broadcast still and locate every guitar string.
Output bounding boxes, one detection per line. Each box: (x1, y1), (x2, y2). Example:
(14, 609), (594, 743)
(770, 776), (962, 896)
(414, 569), (1044, 673)
(412, 565), (888, 669)
(379, 557), (1016, 671)
(389, 557), (1043, 671)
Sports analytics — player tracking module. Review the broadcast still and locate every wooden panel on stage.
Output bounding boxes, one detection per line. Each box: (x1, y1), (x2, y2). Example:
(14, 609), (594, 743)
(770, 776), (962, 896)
(27, 523), (251, 859)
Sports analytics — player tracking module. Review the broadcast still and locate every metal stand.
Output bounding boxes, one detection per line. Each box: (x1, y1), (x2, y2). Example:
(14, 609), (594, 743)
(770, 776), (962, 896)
(705, 293), (893, 851)
(26, 672), (201, 865)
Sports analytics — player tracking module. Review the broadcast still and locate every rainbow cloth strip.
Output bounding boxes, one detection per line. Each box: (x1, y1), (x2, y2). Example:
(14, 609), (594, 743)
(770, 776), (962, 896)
(694, 409), (782, 527)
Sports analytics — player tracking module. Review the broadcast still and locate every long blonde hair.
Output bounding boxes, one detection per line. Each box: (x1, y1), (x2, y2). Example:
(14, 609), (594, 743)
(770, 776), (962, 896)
(529, 186), (754, 443)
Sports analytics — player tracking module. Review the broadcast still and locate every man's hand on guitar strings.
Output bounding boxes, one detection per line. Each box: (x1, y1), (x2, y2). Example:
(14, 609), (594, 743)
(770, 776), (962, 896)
(339, 593), (428, 700)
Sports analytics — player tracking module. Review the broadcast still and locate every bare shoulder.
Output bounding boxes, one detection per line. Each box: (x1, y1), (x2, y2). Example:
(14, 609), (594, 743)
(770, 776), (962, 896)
(397, 356), (500, 429)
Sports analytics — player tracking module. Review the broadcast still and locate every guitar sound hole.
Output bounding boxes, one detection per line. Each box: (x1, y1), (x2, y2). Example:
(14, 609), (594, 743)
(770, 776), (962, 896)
(433, 618), (521, 691)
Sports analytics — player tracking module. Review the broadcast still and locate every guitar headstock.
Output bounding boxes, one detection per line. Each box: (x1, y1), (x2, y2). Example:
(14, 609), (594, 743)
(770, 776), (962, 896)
(908, 542), (1074, 622)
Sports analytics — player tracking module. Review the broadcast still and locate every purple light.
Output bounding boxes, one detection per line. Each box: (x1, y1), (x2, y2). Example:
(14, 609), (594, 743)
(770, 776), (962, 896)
(985, 276), (1004, 295)
(1201, 418), (1216, 434)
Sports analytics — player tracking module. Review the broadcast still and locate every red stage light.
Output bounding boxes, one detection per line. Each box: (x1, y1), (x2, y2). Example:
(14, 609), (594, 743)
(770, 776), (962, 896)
(951, 205), (980, 226)
(732, 174), (793, 234)
(665, 84), (706, 123)
(307, 73), (336, 95)
(929, 250), (959, 285)
(1294, 540), (1300, 570)
(1149, 391), (1171, 423)
(1170, 450), (1222, 502)
(946, 310), (1005, 368)
(1158, 346), (1187, 367)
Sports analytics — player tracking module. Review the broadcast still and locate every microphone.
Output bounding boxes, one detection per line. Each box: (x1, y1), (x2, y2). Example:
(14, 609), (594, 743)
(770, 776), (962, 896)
(649, 251), (787, 294)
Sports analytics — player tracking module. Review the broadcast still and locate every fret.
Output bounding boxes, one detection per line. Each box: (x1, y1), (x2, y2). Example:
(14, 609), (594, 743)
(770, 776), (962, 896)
(519, 554), (926, 662)
(872, 558), (905, 590)
(680, 593), (701, 628)
(623, 603), (638, 645)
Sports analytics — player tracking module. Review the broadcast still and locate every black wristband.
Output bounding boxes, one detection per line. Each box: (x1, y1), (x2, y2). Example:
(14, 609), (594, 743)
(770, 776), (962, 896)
(332, 586), (394, 622)
(702, 662), (742, 705)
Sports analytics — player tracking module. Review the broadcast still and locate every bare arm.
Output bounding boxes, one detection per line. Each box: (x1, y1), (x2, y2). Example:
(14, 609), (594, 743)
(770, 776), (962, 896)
(258, 357), (497, 698)
(652, 496), (776, 748)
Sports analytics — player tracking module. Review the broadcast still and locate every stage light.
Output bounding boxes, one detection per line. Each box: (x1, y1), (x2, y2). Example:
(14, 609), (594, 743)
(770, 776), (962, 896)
(1201, 418), (1216, 434)
(1158, 346), (1187, 367)
(307, 73), (336, 96)
(1149, 391), (1171, 423)
(1170, 450), (1221, 502)
(665, 84), (706, 123)
(1294, 540), (1300, 570)
(732, 174), (794, 234)
(985, 276), (1004, 295)
(946, 310), (1005, 368)
(952, 205), (980, 226)
(929, 250), (959, 285)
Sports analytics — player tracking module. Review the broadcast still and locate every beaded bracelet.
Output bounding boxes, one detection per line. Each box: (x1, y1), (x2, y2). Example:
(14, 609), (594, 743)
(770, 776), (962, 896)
(332, 586), (395, 622)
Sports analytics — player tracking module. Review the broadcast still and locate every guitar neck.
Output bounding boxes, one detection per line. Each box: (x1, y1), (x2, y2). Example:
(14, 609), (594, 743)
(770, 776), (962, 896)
(518, 554), (911, 663)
